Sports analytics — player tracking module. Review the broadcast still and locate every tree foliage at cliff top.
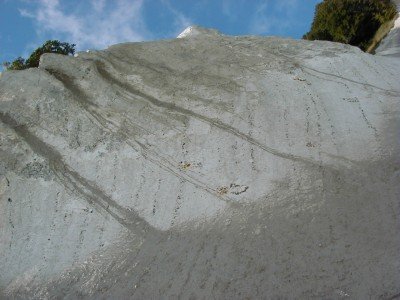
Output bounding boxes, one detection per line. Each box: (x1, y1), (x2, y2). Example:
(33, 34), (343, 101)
(3, 40), (75, 70)
(304, 0), (397, 51)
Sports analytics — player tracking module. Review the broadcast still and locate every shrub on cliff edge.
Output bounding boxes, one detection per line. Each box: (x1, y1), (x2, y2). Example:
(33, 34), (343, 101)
(304, 0), (397, 51)
(3, 40), (75, 70)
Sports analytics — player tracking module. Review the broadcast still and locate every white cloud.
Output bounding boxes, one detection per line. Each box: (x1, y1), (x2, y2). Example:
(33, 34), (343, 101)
(161, 0), (192, 36)
(20, 0), (148, 50)
(221, 0), (246, 20)
(276, 0), (299, 11)
(250, 0), (299, 36)
(91, 0), (106, 13)
(222, 0), (234, 18)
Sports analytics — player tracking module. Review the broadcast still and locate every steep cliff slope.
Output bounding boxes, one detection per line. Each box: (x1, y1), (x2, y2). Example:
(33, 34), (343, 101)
(1, 27), (399, 299)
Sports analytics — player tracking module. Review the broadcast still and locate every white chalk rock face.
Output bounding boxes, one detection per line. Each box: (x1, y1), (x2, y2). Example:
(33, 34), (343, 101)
(177, 25), (221, 38)
(0, 28), (399, 299)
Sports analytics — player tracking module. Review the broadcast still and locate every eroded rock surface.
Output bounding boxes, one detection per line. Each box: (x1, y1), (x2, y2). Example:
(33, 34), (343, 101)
(1, 27), (399, 299)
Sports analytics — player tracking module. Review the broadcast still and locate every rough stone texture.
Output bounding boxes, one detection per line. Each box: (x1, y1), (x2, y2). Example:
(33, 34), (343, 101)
(0, 27), (399, 299)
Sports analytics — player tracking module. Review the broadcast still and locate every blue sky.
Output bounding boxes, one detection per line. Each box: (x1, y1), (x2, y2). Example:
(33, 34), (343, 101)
(0, 0), (321, 69)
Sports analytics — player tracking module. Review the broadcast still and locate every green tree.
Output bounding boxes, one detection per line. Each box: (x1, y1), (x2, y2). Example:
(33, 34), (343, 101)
(3, 57), (26, 70)
(304, 0), (397, 51)
(3, 40), (76, 71)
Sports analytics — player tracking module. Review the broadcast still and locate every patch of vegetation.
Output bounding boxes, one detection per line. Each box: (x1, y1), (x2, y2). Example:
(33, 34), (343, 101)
(3, 40), (75, 70)
(304, 0), (397, 51)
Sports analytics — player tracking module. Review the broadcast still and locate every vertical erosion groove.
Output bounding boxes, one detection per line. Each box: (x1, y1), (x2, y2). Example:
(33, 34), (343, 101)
(0, 111), (151, 234)
(93, 60), (338, 170)
(45, 67), (238, 205)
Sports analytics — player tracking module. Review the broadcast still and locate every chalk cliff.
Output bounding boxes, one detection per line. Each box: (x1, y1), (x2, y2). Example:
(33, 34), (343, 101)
(1, 27), (399, 298)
